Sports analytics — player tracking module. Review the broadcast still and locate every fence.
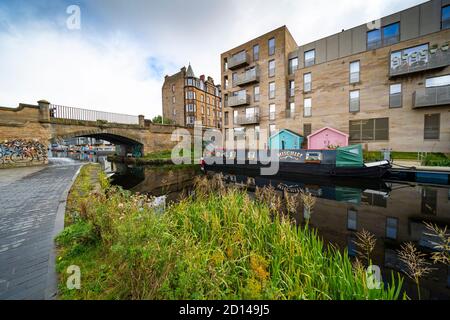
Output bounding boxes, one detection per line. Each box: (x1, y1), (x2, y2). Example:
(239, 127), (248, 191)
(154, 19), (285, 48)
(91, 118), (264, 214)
(49, 104), (140, 125)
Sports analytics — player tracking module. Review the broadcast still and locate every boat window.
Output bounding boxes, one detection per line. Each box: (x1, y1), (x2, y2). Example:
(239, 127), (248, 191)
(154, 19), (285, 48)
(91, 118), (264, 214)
(306, 152), (322, 161)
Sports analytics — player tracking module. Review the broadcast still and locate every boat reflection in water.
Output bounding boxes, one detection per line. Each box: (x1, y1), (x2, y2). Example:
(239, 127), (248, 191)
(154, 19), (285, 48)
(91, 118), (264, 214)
(216, 171), (450, 300)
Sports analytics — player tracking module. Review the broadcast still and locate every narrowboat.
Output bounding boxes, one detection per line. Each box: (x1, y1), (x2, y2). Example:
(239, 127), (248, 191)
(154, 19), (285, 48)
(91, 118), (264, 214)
(202, 144), (391, 179)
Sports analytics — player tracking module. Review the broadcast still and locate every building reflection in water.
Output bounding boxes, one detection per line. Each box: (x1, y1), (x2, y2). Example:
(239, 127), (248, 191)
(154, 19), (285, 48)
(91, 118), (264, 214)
(223, 173), (450, 300)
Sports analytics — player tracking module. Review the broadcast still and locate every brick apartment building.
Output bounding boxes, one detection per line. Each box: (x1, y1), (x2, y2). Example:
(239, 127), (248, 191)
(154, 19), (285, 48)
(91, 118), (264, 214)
(221, 0), (450, 152)
(162, 64), (222, 128)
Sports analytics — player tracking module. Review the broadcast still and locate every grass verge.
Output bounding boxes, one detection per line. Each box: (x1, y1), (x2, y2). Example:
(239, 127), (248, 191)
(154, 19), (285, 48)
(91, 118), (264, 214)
(56, 170), (403, 300)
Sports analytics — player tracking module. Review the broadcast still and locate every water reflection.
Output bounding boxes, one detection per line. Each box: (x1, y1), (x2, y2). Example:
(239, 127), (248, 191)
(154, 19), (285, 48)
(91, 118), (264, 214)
(219, 172), (450, 300)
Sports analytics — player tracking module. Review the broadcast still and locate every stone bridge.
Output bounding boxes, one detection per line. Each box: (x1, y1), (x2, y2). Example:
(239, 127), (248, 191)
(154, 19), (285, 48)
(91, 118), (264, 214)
(0, 100), (192, 159)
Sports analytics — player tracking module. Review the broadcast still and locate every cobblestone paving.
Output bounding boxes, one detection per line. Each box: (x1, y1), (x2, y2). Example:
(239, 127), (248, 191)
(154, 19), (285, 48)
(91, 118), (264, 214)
(0, 164), (81, 299)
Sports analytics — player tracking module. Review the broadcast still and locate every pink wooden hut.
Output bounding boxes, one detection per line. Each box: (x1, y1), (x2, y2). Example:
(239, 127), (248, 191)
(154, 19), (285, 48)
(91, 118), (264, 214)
(307, 127), (349, 150)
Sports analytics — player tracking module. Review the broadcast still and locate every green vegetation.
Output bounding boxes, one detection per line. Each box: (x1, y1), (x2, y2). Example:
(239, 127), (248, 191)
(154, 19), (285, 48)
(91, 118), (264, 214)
(56, 168), (403, 300)
(422, 153), (450, 167)
(143, 149), (173, 159)
(151, 115), (173, 125)
(363, 151), (450, 166)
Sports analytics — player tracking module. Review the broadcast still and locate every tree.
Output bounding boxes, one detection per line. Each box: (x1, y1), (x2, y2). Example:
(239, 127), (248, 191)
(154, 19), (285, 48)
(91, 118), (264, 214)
(152, 115), (173, 124)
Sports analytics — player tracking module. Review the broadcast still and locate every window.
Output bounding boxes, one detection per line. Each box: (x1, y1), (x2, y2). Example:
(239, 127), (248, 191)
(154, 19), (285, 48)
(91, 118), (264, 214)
(269, 124), (276, 135)
(304, 49), (315, 67)
(289, 80), (295, 97)
(171, 84), (175, 93)
(349, 90), (360, 112)
(304, 98), (312, 117)
(268, 38), (275, 56)
(421, 187), (437, 215)
(268, 60), (275, 77)
(382, 22), (400, 46)
(349, 61), (360, 83)
(224, 76), (229, 90)
(269, 82), (275, 99)
(386, 217), (398, 240)
(172, 109), (176, 116)
(255, 126), (260, 140)
(186, 91), (195, 100)
(426, 75), (450, 88)
(206, 96), (210, 104)
(303, 123), (312, 137)
(185, 104), (195, 112)
(367, 29), (381, 49)
(390, 44), (429, 70)
(254, 86), (260, 102)
(349, 118), (389, 141)
(186, 116), (195, 125)
(233, 110), (238, 125)
(442, 5), (450, 30)
(347, 209), (357, 231)
(424, 114), (440, 140)
(246, 107), (256, 121)
(288, 57), (298, 74)
(224, 58), (228, 70)
(269, 104), (276, 120)
(224, 112), (229, 125)
(389, 84), (402, 108)
(253, 44), (260, 61)
(304, 73), (312, 92)
(287, 102), (295, 118)
(200, 94), (204, 102)
(172, 96), (176, 104)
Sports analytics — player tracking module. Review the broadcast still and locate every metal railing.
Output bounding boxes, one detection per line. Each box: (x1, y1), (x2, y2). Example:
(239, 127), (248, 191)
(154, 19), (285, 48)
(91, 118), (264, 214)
(413, 85), (450, 108)
(228, 51), (250, 70)
(227, 93), (250, 107)
(235, 67), (259, 86)
(49, 104), (140, 125)
(390, 48), (450, 77)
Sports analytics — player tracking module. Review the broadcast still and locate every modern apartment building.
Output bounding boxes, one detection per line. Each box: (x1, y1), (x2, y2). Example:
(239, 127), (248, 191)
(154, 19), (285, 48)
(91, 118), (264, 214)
(222, 0), (450, 152)
(162, 64), (222, 128)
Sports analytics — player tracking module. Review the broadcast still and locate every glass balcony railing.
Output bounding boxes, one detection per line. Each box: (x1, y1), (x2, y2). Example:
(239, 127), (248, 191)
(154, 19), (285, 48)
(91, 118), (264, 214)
(413, 85), (450, 108)
(390, 47), (450, 77)
(227, 93), (250, 107)
(234, 68), (259, 86)
(228, 51), (250, 70)
(235, 113), (260, 125)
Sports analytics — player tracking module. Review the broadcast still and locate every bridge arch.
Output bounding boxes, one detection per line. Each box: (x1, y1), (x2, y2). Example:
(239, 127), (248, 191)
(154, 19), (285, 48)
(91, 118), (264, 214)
(51, 128), (145, 157)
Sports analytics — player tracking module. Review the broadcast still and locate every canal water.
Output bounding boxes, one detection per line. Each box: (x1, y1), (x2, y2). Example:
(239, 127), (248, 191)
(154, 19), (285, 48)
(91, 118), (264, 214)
(52, 151), (450, 300)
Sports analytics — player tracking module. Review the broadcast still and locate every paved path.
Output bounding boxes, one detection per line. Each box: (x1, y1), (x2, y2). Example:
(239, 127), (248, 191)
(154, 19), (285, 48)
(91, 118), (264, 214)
(0, 163), (82, 299)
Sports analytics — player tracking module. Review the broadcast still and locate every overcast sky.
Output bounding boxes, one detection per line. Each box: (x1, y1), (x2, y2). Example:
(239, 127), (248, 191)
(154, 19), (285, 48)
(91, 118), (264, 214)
(0, 0), (427, 118)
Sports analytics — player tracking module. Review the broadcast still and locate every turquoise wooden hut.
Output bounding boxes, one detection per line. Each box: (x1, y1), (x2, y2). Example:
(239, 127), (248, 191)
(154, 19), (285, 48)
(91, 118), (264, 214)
(269, 129), (304, 150)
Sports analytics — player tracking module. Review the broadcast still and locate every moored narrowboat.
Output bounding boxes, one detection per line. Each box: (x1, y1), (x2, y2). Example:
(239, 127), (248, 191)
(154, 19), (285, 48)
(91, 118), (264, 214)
(202, 144), (391, 179)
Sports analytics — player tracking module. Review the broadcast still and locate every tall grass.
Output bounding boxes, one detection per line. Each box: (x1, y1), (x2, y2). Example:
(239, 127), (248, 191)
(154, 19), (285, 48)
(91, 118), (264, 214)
(56, 171), (403, 300)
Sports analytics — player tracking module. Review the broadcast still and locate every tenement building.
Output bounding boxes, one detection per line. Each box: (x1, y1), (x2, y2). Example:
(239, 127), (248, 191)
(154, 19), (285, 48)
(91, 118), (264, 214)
(162, 64), (222, 128)
(222, 0), (450, 152)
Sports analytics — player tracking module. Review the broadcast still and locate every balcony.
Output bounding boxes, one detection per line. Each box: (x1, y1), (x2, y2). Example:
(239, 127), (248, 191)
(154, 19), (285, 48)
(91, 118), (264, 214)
(235, 113), (260, 125)
(227, 93), (250, 107)
(389, 48), (450, 77)
(228, 51), (250, 70)
(234, 67), (259, 86)
(413, 86), (450, 108)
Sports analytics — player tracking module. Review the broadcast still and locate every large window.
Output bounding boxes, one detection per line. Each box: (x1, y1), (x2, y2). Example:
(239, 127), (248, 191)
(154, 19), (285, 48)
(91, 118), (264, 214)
(269, 82), (275, 99)
(349, 61), (360, 83)
(288, 57), (298, 74)
(304, 73), (312, 92)
(304, 49), (315, 67)
(349, 90), (360, 112)
(268, 38), (275, 56)
(303, 98), (312, 117)
(426, 75), (450, 88)
(424, 114), (440, 140)
(349, 118), (389, 141)
(367, 22), (400, 49)
(254, 85), (260, 102)
(268, 59), (275, 77)
(186, 91), (195, 100)
(233, 110), (238, 125)
(390, 43), (429, 70)
(253, 44), (260, 61)
(389, 83), (402, 108)
(442, 5), (450, 30)
(269, 104), (276, 121)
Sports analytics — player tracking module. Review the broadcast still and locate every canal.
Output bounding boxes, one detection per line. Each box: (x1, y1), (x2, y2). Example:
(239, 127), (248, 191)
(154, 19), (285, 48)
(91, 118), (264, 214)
(51, 151), (450, 300)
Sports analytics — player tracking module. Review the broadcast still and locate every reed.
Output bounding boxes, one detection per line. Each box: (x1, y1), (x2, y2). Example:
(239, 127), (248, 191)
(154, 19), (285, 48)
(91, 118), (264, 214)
(56, 167), (404, 300)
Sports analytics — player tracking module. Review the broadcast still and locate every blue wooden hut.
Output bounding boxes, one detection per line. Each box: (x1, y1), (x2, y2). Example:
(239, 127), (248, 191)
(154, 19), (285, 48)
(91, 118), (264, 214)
(269, 129), (304, 150)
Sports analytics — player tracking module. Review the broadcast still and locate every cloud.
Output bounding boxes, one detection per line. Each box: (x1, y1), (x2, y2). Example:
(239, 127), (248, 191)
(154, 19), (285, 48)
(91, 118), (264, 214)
(0, 0), (428, 119)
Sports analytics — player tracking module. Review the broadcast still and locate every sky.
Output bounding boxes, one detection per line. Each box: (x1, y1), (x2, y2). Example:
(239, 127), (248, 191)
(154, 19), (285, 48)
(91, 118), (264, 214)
(0, 0), (428, 119)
